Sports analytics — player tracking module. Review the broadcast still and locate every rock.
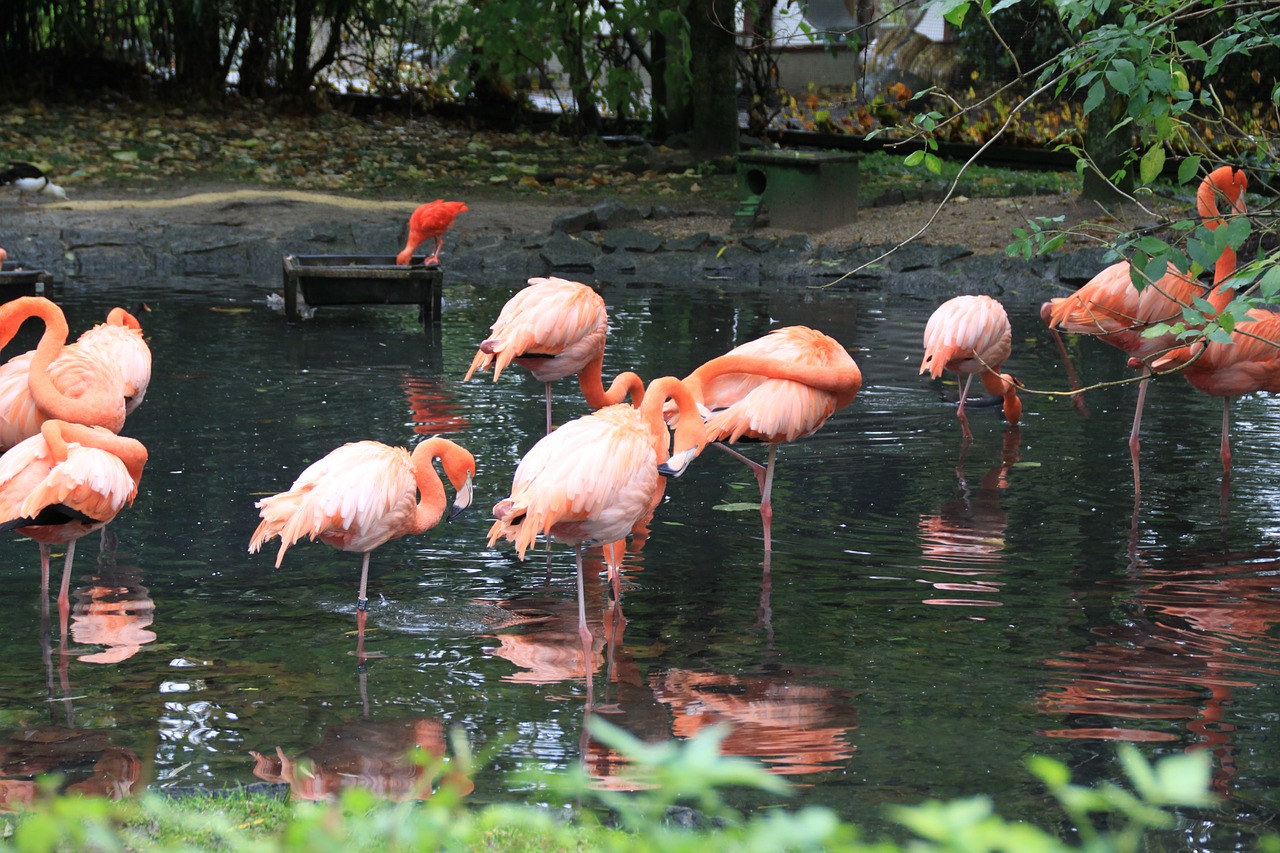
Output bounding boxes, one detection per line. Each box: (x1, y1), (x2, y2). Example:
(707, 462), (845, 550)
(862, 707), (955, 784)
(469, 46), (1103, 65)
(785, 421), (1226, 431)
(539, 231), (599, 272)
(601, 228), (663, 253)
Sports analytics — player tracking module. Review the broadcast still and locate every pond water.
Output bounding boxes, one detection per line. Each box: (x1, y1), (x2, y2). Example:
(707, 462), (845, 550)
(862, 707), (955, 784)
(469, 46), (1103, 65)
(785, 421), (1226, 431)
(0, 269), (1278, 848)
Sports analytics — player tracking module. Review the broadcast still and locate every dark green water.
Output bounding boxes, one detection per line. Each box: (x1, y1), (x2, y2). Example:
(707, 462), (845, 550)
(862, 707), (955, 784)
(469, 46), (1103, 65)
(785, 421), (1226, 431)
(0, 273), (1277, 848)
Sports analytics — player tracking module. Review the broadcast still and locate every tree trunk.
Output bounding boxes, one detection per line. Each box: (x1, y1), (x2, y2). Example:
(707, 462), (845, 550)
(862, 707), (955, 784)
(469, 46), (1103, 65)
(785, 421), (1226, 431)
(1082, 88), (1134, 202)
(688, 0), (738, 159)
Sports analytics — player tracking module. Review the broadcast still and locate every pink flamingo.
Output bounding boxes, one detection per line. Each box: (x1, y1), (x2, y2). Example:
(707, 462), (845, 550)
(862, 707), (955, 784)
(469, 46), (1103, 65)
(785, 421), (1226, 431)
(465, 276), (643, 433)
(1042, 166), (1247, 493)
(920, 294), (1022, 439)
(248, 437), (476, 655)
(0, 420), (148, 625)
(676, 326), (862, 552)
(487, 376), (706, 665)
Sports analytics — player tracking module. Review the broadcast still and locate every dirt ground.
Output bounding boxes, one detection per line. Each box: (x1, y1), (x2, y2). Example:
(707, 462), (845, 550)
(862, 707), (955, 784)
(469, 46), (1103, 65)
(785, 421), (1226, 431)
(21, 181), (1178, 254)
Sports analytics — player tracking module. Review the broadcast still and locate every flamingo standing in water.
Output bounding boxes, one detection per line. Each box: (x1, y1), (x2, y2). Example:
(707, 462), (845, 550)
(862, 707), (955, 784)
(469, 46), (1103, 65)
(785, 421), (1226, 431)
(920, 294), (1022, 439)
(0, 420), (148, 625)
(396, 200), (469, 266)
(0, 304), (151, 450)
(488, 375), (706, 669)
(248, 437), (476, 656)
(0, 297), (133, 448)
(1150, 301), (1280, 479)
(465, 276), (643, 433)
(1041, 165), (1248, 493)
(676, 326), (862, 553)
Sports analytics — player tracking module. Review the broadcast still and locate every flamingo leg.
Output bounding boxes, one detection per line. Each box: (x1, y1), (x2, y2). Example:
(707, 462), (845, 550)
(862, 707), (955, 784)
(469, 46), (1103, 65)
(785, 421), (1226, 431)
(713, 441), (768, 491)
(760, 444), (778, 553)
(1129, 370), (1150, 497)
(356, 609), (368, 660)
(574, 543), (594, 707)
(1220, 397), (1233, 475)
(543, 382), (555, 434)
(57, 541), (77, 646)
(956, 373), (974, 440)
(425, 237), (444, 266)
(602, 540), (624, 602)
(356, 551), (372, 610)
(1049, 328), (1090, 417)
(39, 543), (52, 598)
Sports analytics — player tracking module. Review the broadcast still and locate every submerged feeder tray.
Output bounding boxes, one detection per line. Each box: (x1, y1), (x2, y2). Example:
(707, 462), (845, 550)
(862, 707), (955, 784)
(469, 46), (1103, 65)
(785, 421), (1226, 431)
(0, 261), (53, 302)
(281, 254), (444, 324)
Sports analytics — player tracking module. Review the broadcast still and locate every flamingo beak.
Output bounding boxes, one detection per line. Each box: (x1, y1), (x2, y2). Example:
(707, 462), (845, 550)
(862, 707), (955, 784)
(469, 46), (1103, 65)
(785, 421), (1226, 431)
(657, 446), (700, 478)
(449, 471), (475, 520)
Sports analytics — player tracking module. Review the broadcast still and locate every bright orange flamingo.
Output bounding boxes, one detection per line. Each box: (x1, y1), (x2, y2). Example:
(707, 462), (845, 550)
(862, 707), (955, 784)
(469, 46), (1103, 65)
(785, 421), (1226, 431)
(1150, 302), (1280, 479)
(0, 298), (140, 450)
(676, 326), (862, 553)
(1041, 166), (1247, 493)
(465, 276), (643, 433)
(920, 294), (1022, 439)
(0, 420), (147, 626)
(487, 375), (706, 679)
(248, 436), (476, 655)
(396, 200), (468, 266)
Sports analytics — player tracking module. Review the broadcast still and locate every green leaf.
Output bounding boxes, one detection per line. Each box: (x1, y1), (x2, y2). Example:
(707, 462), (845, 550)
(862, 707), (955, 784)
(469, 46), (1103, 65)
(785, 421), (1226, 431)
(1176, 156), (1202, 187)
(1083, 80), (1106, 114)
(1138, 143), (1165, 185)
(713, 502), (761, 512)
(903, 150), (926, 167)
(1105, 58), (1137, 93)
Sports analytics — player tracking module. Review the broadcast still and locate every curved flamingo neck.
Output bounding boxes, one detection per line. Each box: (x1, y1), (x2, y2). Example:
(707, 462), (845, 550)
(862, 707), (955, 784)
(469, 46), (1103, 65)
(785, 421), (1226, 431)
(1198, 167), (1248, 291)
(106, 307), (143, 331)
(408, 438), (475, 532)
(408, 438), (450, 533)
(9, 298), (128, 433)
(685, 352), (863, 408)
(643, 376), (704, 460)
(40, 419), (148, 486)
(577, 356), (645, 409)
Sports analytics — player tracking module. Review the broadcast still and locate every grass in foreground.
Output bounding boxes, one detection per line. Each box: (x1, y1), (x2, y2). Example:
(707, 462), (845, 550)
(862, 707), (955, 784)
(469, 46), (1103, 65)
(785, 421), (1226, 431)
(0, 718), (1242, 853)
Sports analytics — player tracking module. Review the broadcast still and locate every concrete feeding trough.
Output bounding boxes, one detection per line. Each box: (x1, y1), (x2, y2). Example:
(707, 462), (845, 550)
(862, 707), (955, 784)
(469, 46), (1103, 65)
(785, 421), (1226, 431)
(281, 255), (443, 324)
(0, 261), (53, 302)
(736, 149), (860, 231)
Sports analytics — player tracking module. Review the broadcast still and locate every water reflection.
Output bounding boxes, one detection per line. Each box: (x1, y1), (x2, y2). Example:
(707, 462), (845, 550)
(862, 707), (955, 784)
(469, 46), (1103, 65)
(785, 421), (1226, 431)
(650, 668), (858, 777)
(249, 670), (472, 801)
(916, 429), (1020, 610)
(69, 544), (157, 665)
(0, 606), (143, 810)
(1038, 553), (1280, 795)
(401, 373), (469, 435)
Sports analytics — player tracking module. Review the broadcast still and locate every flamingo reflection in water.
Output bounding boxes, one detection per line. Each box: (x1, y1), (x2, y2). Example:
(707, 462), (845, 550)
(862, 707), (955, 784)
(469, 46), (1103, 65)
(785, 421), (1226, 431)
(0, 598), (143, 810)
(650, 668), (859, 777)
(400, 374), (470, 436)
(250, 716), (473, 802)
(916, 428), (1021, 613)
(1038, 554), (1280, 796)
(69, 552), (157, 665)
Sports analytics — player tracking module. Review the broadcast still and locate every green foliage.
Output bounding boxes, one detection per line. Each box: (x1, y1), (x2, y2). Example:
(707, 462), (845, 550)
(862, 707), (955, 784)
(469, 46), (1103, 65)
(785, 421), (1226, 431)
(0, 721), (1251, 853)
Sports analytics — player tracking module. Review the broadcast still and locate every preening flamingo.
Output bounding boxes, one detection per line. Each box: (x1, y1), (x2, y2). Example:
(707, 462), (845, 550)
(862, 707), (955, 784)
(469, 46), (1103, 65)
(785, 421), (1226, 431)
(0, 420), (147, 619)
(1042, 165), (1248, 492)
(248, 436), (476, 654)
(487, 375), (706, 669)
(465, 276), (643, 433)
(396, 200), (468, 266)
(0, 297), (134, 449)
(676, 325), (862, 553)
(920, 294), (1022, 439)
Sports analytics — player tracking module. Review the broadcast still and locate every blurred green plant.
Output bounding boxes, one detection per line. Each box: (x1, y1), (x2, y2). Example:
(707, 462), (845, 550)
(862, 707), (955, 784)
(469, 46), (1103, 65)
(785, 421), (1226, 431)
(0, 718), (1241, 853)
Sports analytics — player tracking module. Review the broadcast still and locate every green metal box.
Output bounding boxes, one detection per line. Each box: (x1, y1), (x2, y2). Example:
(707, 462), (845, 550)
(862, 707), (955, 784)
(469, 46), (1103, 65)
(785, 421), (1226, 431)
(282, 254), (443, 324)
(736, 150), (860, 231)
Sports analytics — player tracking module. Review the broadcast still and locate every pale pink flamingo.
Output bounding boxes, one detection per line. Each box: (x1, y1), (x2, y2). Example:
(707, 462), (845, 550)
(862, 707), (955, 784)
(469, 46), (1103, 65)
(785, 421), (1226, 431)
(0, 247), (7, 265)
(487, 375), (706, 675)
(1041, 166), (1247, 493)
(0, 420), (147, 628)
(0, 298), (141, 450)
(248, 436), (476, 655)
(675, 326), (862, 553)
(465, 276), (643, 433)
(396, 200), (468, 266)
(920, 294), (1022, 439)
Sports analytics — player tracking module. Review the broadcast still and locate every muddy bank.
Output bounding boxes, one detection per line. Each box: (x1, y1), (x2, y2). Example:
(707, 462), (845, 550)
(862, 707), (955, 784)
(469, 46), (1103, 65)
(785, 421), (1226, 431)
(0, 191), (1109, 301)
